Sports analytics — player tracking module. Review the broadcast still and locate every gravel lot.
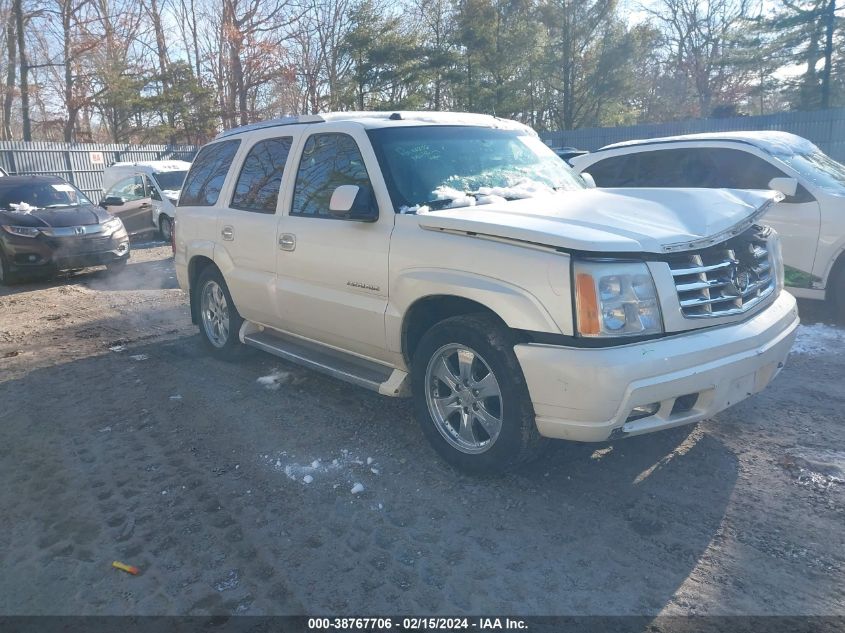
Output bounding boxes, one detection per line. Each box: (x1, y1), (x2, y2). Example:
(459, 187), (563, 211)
(0, 242), (843, 617)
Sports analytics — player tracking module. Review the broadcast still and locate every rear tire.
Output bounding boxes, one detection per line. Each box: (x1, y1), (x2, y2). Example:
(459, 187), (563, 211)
(196, 266), (244, 360)
(411, 313), (544, 474)
(159, 215), (173, 242)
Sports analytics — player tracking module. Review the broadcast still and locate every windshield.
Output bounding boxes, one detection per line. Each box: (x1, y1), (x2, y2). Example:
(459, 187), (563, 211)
(773, 150), (845, 195)
(367, 126), (584, 213)
(0, 181), (92, 210)
(152, 170), (189, 192)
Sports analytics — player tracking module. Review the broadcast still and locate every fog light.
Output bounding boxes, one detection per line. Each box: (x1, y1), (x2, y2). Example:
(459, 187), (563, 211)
(28, 254), (37, 262)
(626, 402), (659, 422)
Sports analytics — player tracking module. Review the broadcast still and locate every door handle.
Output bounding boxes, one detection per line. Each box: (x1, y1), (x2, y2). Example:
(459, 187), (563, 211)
(278, 233), (296, 251)
(221, 225), (234, 241)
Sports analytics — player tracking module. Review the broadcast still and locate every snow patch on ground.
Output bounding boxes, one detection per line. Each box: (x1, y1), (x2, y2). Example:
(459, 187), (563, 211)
(791, 323), (845, 355)
(257, 369), (291, 390)
(267, 450), (380, 493)
(782, 448), (845, 492)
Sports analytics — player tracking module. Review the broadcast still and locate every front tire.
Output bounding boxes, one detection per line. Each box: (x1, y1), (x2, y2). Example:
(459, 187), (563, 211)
(0, 247), (18, 285)
(196, 267), (244, 360)
(106, 259), (128, 274)
(832, 266), (845, 324)
(411, 313), (544, 474)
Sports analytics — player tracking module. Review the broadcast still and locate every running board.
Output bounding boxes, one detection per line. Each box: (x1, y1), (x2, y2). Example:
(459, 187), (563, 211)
(242, 326), (410, 397)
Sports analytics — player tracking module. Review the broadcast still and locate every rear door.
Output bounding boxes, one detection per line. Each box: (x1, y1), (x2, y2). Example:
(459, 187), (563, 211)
(215, 135), (294, 328)
(102, 175), (154, 234)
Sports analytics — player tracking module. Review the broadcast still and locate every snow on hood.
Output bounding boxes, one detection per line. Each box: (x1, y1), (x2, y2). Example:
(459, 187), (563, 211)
(414, 187), (782, 254)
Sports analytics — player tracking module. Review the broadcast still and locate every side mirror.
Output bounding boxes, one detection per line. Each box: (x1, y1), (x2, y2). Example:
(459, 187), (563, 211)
(580, 172), (597, 189)
(768, 177), (798, 198)
(101, 196), (126, 207)
(328, 185), (377, 221)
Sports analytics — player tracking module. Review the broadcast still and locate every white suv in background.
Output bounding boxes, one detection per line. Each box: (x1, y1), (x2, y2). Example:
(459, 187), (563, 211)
(571, 132), (845, 319)
(101, 160), (191, 240)
(174, 112), (798, 473)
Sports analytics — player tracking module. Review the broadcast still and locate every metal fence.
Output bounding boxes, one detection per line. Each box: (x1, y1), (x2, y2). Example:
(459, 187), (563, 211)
(540, 107), (845, 163)
(0, 142), (199, 202)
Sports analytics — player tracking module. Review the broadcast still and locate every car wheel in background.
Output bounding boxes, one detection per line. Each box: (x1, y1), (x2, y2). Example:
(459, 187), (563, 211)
(106, 260), (128, 275)
(0, 247), (19, 285)
(411, 313), (544, 474)
(832, 263), (845, 324)
(159, 215), (173, 242)
(196, 266), (244, 360)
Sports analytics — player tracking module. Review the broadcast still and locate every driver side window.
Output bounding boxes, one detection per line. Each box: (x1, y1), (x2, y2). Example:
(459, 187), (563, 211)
(291, 133), (374, 218)
(108, 176), (145, 202)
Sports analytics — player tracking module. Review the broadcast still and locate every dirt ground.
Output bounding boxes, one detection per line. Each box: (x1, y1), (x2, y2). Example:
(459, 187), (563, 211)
(0, 241), (843, 617)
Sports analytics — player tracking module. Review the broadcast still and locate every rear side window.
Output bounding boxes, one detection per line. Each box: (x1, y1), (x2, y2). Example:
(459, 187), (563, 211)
(634, 149), (717, 187)
(291, 133), (374, 218)
(584, 154), (639, 187)
(231, 137), (293, 213)
(179, 140), (240, 206)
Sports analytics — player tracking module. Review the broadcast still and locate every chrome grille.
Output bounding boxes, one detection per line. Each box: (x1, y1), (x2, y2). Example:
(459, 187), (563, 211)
(668, 229), (775, 319)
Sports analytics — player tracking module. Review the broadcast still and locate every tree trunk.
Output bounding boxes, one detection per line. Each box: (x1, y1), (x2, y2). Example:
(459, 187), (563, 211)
(62, 2), (76, 143)
(13, 0), (31, 141)
(3, 20), (16, 141)
(820, 0), (835, 109)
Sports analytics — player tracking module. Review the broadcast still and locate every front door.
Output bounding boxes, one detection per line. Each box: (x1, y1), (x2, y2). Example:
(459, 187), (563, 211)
(275, 130), (393, 362)
(704, 148), (821, 286)
(102, 175), (154, 235)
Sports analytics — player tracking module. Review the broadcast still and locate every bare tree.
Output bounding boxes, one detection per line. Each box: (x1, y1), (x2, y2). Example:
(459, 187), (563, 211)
(644, 0), (756, 117)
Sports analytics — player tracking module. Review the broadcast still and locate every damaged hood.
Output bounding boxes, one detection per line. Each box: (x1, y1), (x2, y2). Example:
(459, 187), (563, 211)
(415, 187), (782, 254)
(0, 204), (109, 227)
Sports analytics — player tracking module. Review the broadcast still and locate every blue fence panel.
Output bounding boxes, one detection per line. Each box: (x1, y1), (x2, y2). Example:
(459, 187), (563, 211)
(0, 142), (199, 202)
(541, 108), (845, 163)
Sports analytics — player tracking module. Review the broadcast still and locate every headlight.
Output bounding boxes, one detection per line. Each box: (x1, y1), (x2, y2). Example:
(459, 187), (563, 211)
(102, 216), (124, 232)
(766, 229), (784, 292)
(1, 225), (41, 238)
(573, 260), (663, 337)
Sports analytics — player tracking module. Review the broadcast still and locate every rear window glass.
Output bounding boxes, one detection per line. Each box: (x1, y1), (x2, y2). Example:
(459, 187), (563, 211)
(179, 140), (240, 206)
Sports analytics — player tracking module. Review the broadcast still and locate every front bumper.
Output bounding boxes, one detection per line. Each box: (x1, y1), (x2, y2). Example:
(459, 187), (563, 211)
(514, 291), (799, 442)
(2, 227), (130, 274)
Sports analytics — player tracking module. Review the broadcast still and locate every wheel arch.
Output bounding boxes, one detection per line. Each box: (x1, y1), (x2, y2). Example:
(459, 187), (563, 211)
(401, 295), (515, 367)
(188, 255), (217, 324)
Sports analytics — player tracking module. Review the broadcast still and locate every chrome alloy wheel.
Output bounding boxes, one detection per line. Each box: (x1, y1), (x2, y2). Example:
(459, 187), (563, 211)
(424, 344), (504, 454)
(200, 280), (230, 348)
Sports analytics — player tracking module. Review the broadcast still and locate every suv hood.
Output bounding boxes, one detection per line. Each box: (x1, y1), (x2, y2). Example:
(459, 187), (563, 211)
(0, 204), (108, 228)
(416, 188), (782, 254)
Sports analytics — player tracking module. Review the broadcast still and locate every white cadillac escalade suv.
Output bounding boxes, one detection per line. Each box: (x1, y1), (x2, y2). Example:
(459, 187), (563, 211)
(174, 112), (799, 473)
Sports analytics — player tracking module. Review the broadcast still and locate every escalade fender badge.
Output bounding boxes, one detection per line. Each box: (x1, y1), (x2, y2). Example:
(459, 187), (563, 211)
(347, 280), (380, 292)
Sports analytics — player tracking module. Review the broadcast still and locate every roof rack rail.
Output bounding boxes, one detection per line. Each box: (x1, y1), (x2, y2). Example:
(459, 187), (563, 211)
(215, 115), (325, 139)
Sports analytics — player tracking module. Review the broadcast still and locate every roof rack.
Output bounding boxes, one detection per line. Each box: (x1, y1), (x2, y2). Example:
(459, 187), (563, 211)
(216, 115), (325, 139)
